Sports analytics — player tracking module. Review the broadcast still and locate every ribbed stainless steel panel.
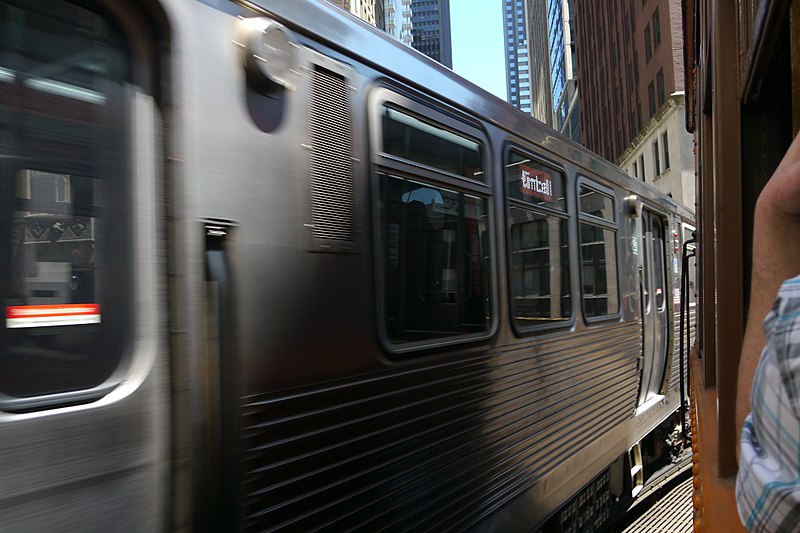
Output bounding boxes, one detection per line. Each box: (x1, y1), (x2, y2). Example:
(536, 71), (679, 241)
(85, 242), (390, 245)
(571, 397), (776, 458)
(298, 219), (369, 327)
(239, 321), (642, 531)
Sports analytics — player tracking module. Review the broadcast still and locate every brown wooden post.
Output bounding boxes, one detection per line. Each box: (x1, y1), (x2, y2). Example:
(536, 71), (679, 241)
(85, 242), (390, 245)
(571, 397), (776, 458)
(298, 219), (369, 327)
(711, 0), (743, 478)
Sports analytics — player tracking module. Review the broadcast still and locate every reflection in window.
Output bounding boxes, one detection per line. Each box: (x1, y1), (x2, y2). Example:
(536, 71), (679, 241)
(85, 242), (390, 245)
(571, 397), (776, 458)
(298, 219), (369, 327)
(378, 173), (491, 344)
(0, 0), (131, 401)
(381, 105), (484, 181)
(579, 186), (619, 318)
(509, 208), (570, 325)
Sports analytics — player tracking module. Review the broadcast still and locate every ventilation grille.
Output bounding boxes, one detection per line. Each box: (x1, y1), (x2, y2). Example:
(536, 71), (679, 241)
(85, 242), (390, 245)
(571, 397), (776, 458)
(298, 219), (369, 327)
(308, 65), (355, 243)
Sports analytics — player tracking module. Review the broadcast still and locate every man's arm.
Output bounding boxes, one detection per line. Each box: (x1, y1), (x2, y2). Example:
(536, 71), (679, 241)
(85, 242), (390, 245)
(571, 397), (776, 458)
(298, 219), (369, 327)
(736, 132), (800, 441)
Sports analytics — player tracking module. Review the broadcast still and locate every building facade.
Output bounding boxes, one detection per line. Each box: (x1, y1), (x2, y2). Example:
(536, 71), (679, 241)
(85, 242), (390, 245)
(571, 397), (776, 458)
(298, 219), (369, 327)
(504, 0), (533, 114)
(409, 0), (452, 67)
(573, 0), (694, 210)
(616, 93), (694, 209)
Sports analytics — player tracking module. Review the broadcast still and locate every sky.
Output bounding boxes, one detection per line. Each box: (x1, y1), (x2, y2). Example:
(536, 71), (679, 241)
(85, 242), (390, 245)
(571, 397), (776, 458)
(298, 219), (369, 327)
(449, 0), (507, 101)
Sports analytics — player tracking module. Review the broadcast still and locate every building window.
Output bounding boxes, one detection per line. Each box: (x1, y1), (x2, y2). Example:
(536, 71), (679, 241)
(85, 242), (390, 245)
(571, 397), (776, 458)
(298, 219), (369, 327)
(656, 68), (665, 107)
(662, 131), (670, 170)
(629, 7), (636, 37)
(637, 101), (643, 130)
(653, 140), (661, 176)
(627, 61), (634, 95)
(639, 154), (646, 182)
(633, 161), (639, 178)
(648, 81), (656, 118)
(653, 7), (661, 47)
(644, 24), (652, 62)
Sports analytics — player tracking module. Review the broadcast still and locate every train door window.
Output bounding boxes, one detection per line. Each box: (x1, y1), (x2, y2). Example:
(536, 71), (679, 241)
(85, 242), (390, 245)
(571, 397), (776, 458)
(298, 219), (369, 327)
(681, 224), (696, 305)
(372, 91), (492, 352)
(505, 149), (571, 331)
(651, 217), (666, 310)
(0, 1), (132, 403)
(578, 182), (619, 319)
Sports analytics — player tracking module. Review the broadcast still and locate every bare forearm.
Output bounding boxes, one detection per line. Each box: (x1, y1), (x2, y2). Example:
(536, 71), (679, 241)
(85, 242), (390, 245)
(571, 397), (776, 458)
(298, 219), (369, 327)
(737, 209), (800, 433)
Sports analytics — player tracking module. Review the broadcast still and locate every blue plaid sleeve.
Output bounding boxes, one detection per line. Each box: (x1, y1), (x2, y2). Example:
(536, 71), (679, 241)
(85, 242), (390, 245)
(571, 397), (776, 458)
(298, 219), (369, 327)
(736, 275), (800, 532)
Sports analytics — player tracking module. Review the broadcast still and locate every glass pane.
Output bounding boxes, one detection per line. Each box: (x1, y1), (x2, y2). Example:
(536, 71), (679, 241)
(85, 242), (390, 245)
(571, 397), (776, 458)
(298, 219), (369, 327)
(509, 208), (570, 326)
(642, 215), (651, 312)
(379, 173), (491, 345)
(580, 186), (615, 222)
(580, 223), (619, 317)
(506, 150), (566, 210)
(652, 217), (666, 309)
(0, 0), (130, 399)
(381, 105), (484, 181)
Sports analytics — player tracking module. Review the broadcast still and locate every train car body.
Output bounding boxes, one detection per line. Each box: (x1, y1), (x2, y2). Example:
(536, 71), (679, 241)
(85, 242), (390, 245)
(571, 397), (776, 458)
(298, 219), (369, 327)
(0, 0), (695, 530)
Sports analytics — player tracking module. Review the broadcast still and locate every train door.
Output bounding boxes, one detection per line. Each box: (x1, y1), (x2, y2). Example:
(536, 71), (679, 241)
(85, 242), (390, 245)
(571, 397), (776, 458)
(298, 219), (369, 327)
(0, 0), (168, 529)
(638, 209), (669, 405)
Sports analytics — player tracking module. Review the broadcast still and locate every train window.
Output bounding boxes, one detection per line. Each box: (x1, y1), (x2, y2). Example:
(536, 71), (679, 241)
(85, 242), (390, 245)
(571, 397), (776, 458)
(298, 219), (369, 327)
(0, 1), (132, 402)
(505, 150), (570, 329)
(377, 173), (492, 346)
(381, 105), (484, 181)
(580, 187), (615, 220)
(578, 184), (619, 318)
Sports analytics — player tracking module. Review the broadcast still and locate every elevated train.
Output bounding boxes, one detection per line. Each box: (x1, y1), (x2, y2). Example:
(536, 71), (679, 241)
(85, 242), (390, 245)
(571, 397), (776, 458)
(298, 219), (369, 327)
(0, 0), (695, 530)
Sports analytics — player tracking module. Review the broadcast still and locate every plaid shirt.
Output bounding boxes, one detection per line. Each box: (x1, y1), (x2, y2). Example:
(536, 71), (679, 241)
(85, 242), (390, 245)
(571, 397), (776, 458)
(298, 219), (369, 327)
(737, 276), (800, 532)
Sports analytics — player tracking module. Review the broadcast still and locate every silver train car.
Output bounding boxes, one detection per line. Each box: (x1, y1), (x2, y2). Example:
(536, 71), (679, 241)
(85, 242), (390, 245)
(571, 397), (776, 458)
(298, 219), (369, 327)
(0, 0), (696, 530)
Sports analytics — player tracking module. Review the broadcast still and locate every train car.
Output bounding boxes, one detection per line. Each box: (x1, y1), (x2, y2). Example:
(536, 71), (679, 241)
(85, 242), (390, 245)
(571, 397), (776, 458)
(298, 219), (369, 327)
(682, 0), (797, 531)
(0, 0), (695, 530)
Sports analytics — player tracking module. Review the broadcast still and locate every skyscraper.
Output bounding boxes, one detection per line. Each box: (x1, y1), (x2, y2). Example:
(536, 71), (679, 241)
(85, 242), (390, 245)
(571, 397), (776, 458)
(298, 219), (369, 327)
(326, 0), (381, 26)
(547, 0), (579, 141)
(524, 0), (553, 124)
(384, 0), (414, 46)
(504, 0), (532, 115)
(409, 0), (452, 68)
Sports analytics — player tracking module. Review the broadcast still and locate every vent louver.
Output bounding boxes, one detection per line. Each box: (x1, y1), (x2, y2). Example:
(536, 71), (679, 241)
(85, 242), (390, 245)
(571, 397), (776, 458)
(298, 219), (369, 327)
(308, 65), (355, 244)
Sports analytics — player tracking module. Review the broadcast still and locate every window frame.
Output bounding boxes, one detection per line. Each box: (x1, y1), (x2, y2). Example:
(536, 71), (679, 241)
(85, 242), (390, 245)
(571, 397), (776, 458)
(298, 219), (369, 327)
(368, 86), (497, 355)
(503, 143), (575, 336)
(576, 176), (622, 324)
